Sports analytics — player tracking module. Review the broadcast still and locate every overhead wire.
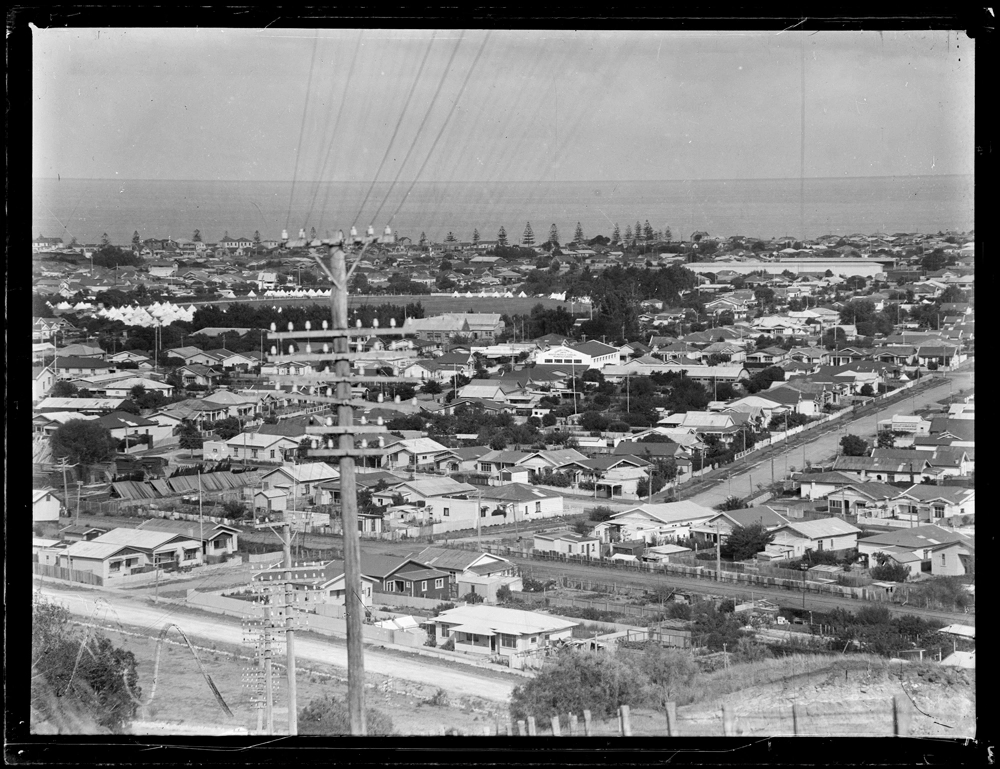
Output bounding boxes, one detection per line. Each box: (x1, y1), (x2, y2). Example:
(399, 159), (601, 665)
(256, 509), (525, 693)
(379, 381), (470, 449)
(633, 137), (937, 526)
(309, 30), (364, 232)
(285, 30), (322, 233)
(358, 30), (468, 230)
(352, 31), (439, 232)
(384, 30), (491, 229)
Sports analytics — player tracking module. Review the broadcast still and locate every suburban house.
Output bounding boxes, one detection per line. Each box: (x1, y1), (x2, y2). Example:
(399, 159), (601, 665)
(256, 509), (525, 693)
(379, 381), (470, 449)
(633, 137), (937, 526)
(52, 356), (115, 379)
(479, 484), (565, 523)
(887, 485), (975, 524)
(690, 506), (791, 546)
(259, 463), (341, 506)
(135, 519), (240, 559)
(557, 455), (653, 498)
(33, 488), (62, 523)
(407, 313), (505, 342)
(382, 437), (459, 472)
(832, 454), (933, 484)
(59, 527), (204, 579)
(796, 471), (861, 500)
(532, 530), (601, 559)
(536, 341), (620, 370)
(424, 604), (578, 667)
(826, 482), (901, 518)
(759, 518), (862, 561)
(856, 525), (975, 578)
(359, 554), (453, 600)
(592, 501), (718, 544)
(204, 432), (299, 463)
(413, 546), (520, 602)
(253, 559), (377, 608)
(372, 477), (479, 509)
(32, 365), (56, 404)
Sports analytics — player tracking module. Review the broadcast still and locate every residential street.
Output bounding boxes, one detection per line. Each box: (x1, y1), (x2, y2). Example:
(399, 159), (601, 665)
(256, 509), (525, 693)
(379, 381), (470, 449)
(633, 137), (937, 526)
(685, 367), (974, 508)
(35, 583), (519, 704)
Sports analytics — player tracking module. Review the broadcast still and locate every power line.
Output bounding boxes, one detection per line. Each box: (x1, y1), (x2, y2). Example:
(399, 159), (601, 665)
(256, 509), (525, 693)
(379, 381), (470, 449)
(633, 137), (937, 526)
(361, 30), (468, 230)
(285, 31), (322, 232)
(385, 31), (491, 228)
(352, 31), (438, 230)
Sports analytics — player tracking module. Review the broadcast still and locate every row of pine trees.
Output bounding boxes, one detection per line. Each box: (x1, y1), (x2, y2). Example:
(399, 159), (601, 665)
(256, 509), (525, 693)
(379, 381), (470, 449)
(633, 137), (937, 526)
(428, 220), (673, 249)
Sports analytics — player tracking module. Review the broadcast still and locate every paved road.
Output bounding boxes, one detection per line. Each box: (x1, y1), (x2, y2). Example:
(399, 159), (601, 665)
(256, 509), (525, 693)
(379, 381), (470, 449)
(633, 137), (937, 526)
(685, 367), (974, 508)
(36, 583), (519, 704)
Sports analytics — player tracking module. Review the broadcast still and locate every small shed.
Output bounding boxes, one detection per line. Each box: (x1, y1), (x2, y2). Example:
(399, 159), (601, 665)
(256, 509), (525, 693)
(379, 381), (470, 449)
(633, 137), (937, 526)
(33, 488), (62, 523)
(253, 488), (287, 512)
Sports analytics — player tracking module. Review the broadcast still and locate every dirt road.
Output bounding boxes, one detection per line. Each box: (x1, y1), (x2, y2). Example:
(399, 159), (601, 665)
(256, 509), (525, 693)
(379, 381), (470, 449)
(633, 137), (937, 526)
(36, 583), (518, 704)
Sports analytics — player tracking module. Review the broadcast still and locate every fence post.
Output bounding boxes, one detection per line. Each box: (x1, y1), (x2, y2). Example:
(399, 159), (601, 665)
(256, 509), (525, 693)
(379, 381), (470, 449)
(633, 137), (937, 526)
(507, 717), (514, 736)
(583, 709), (592, 736)
(517, 719), (526, 736)
(665, 702), (677, 736)
(526, 716), (537, 736)
(721, 705), (735, 736)
(619, 705), (632, 736)
(551, 715), (561, 736)
(792, 703), (803, 736)
(892, 695), (910, 737)
(568, 713), (578, 736)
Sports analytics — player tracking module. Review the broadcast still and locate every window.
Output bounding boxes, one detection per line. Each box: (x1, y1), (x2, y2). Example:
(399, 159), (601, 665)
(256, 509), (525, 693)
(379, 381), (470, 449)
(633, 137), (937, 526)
(252, 449), (259, 458)
(270, 450), (275, 459)
(421, 581), (428, 591)
(568, 544), (574, 553)
(443, 508), (450, 517)
(535, 501), (542, 513)
(110, 561), (122, 571)
(500, 633), (517, 649)
(435, 578), (443, 589)
(940, 554), (946, 565)
(386, 582), (395, 593)
(933, 505), (945, 518)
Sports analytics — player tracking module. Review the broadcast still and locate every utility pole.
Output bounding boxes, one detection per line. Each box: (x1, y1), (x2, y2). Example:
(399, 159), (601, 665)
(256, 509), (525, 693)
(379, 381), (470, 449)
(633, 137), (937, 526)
(282, 521), (298, 736)
(715, 522), (722, 581)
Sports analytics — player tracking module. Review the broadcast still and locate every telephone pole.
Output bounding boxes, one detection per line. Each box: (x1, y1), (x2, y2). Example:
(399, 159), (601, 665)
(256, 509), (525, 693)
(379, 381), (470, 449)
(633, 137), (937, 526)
(268, 224), (409, 736)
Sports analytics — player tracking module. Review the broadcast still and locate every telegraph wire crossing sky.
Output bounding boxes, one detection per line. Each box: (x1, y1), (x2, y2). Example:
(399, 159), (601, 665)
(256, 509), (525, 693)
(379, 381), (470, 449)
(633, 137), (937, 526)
(32, 28), (974, 184)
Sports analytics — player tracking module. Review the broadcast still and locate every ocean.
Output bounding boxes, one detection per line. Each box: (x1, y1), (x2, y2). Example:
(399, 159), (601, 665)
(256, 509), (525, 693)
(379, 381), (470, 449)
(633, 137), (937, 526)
(31, 175), (973, 248)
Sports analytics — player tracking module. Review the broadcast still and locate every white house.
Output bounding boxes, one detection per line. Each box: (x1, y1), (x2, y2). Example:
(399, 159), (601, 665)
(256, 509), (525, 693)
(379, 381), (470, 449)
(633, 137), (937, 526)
(425, 605), (578, 668)
(33, 488), (62, 522)
(536, 341), (619, 370)
(533, 530), (600, 559)
(592, 501), (718, 544)
(760, 518), (862, 561)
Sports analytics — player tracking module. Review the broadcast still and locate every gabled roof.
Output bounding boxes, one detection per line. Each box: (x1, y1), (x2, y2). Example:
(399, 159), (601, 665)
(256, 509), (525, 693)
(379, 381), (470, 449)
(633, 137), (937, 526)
(433, 604), (578, 636)
(91, 527), (200, 551)
(709, 506), (789, 529)
(894, 484), (975, 504)
(484, 483), (562, 502)
(858, 524), (974, 551)
(609, 501), (717, 525)
(777, 517), (861, 539)
(534, 529), (599, 544)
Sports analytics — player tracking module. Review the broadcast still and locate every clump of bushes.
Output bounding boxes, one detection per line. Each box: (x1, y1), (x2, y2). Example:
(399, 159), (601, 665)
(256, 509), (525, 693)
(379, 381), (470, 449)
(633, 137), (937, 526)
(298, 696), (394, 735)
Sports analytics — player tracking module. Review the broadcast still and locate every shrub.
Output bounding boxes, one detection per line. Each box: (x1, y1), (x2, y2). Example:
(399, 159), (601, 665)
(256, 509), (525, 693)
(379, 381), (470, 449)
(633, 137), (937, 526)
(441, 636), (455, 651)
(462, 592), (484, 604)
(298, 696), (394, 736)
(495, 584), (512, 604)
(588, 506), (615, 522)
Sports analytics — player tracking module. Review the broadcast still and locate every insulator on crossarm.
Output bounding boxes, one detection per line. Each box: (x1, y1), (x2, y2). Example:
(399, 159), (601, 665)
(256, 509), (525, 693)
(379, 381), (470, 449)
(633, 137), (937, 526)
(322, 343), (329, 354)
(299, 229), (306, 239)
(322, 320), (328, 330)
(394, 395), (401, 404)
(270, 323), (277, 332)
(360, 416), (367, 425)
(373, 319), (379, 328)
(367, 225), (375, 238)
(326, 416), (333, 426)
(288, 344), (295, 354)
(281, 230), (289, 241)
(311, 439), (319, 450)
(361, 439), (368, 448)
(326, 387), (332, 397)
(356, 319), (362, 328)
(306, 344), (312, 354)
(288, 322), (294, 332)
(378, 436), (385, 448)
(327, 438), (335, 449)
(270, 346), (277, 356)
(350, 226), (359, 241)
(337, 230), (345, 244)
(305, 320), (311, 330)
(390, 318), (397, 328)
(377, 393), (384, 403)
(376, 416), (384, 426)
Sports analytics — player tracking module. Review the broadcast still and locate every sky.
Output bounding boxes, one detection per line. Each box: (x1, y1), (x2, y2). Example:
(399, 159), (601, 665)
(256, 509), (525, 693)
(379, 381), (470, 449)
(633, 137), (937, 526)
(32, 28), (974, 183)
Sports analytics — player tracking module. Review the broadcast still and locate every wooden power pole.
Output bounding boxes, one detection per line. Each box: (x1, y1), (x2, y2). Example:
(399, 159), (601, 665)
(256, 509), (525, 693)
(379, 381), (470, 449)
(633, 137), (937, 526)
(267, 224), (408, 736)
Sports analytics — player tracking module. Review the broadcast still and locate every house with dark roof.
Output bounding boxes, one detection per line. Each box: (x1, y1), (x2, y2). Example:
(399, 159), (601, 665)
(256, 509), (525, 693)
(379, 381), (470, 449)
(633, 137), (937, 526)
(691, 506), (791, 546)
(358, 554), (453, 599)
(759, 517), (862, 561)
(557, 455), (652, 499)
(832, 454), (932, 484)
(796, 471), (862, 500)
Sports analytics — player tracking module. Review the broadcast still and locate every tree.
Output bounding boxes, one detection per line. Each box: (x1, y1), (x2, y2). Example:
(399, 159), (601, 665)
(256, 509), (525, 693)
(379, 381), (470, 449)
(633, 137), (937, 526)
(522, 222), (535, 247)
(211, 416), (243, 440)
(178, 421), (204, 458)
(612, 223), (621, 243)
(253, 230), (262, 253)
(623, 224), (633, 243)
(298, 695), (394, 736)
(549, 223), (560, 246)
(101, 233), (110, 247)
(869, 552), (911, 582)
(462, 591), (485, 604)
(643, 220), (654, 241)
(721, 522), (775, 560)
(472, 228), (480, 246)
(445, 231), (457, 244)
(50, 420), (116, 480)
(876, 430), (898, 450)
(50, 380), (78, 398)
(839, 434), (869, 457)
(574, 222), (584, 243)
(497, 226), (508, 247)
(131, 231), (141, 252)
(664, 226), (672, 241)
(419, 232), (428, 250)
(192, 229), (202, 242)
(31, 598), (141, 734)
(859, 383), (875, 397)
(715, 496), (746, 512)
(421, 379), (442, 395)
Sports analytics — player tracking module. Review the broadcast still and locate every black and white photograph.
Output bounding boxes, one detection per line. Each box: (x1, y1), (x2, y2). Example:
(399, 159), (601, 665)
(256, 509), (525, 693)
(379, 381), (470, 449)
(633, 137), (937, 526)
(20, 13), (979, 754)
